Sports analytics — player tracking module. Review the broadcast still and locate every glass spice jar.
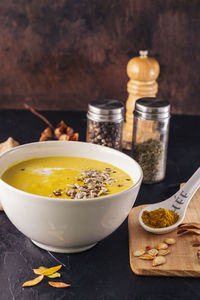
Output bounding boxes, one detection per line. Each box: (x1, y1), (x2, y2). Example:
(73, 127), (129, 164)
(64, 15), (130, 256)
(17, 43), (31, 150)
(86, 99), (124, 151)
(132, 97), (170, 184)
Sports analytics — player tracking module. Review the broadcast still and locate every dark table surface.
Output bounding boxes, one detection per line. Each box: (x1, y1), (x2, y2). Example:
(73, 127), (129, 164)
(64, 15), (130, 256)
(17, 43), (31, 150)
(0, 110), (200, 300)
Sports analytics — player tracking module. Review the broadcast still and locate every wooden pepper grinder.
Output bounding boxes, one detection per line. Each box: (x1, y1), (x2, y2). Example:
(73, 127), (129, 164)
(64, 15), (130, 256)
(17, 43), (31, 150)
(122, 50), (160, 150)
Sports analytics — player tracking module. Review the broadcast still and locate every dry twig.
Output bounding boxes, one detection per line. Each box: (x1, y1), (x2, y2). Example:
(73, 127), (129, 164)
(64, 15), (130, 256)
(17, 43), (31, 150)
(24, 103), (54, 130)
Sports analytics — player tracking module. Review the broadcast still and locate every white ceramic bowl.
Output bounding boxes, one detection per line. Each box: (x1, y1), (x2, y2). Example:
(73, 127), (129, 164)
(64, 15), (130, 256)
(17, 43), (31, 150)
(0, 141), (142, 253)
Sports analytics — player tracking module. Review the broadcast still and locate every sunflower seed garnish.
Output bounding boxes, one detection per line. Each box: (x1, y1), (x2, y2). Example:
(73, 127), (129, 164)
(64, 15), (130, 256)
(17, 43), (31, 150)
(51, 168), (123, 200)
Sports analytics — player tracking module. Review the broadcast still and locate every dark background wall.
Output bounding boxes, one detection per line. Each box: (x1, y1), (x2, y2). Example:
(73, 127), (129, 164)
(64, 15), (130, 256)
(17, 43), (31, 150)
(0, 0), (199, 114)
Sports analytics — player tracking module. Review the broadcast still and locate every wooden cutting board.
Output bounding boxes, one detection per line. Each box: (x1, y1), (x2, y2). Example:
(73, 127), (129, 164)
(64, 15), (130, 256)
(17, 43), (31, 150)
(128, 186), (200, 277)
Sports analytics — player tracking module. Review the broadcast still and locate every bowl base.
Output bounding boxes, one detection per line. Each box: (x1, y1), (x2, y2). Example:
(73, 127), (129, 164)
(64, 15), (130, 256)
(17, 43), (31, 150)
(32, 240), (97, 253)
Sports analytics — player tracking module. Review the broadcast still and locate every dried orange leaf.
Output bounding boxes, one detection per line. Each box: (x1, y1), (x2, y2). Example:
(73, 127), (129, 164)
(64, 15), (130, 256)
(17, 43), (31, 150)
(33, 265), (62, 276)
(22, 275), (44, 287)
(48, 272), (61, 278)
(42, 265), (62, 276)
(48, 281), (71, 288)
(33, 266), (61, 278)
(33, 268), (44, 275)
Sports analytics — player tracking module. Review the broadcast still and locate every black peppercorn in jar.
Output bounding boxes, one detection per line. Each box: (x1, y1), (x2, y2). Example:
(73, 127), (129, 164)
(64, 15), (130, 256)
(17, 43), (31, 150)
(132, 98), (170, 184)
(86, 99), (124, 150)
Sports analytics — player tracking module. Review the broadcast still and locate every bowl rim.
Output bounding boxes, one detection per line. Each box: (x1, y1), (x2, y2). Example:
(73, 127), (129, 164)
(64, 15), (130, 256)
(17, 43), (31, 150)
(0, 141), (143, 204)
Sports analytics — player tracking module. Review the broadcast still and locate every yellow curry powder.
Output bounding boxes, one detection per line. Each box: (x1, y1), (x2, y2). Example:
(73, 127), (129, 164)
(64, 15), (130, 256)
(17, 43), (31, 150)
(142, 208), (179, 228)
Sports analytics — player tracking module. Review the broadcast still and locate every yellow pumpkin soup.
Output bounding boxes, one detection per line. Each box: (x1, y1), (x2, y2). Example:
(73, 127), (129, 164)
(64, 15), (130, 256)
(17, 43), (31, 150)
(1, 156), (133, 199)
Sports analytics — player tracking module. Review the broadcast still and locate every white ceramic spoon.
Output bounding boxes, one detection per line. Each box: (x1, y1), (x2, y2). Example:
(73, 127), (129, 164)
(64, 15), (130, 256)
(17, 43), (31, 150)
(138, 167), (200, 234)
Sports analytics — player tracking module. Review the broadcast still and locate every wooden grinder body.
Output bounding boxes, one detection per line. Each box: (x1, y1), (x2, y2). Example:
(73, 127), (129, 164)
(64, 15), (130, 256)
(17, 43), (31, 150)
(122, 51), (160, 150)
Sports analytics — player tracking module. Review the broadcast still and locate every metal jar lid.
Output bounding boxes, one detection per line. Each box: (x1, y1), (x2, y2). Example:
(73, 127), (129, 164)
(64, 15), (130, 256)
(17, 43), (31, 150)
(134, 97), (170, 120)
(87, 99), (124, 122)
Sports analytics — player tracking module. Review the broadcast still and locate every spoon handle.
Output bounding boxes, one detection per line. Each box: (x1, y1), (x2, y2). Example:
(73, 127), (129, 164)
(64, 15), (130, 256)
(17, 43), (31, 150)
(170, 167), (200, 214)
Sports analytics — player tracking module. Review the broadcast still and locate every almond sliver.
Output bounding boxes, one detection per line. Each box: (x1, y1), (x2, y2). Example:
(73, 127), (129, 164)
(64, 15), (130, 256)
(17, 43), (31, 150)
(22, 275), (44, 287)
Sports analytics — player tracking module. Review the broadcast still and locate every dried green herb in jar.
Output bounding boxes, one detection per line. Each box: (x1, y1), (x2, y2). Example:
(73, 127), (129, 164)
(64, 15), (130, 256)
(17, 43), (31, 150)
(133, 138), (164, 183)
(132, 98), (170, 184)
